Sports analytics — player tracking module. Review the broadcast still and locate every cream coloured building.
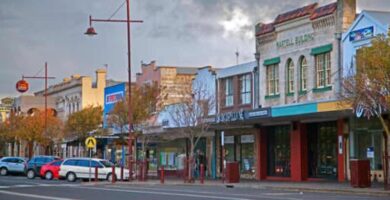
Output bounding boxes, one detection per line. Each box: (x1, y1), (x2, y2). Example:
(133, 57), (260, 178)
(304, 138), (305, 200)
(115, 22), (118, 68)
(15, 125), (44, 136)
(34, 69), (112, 121)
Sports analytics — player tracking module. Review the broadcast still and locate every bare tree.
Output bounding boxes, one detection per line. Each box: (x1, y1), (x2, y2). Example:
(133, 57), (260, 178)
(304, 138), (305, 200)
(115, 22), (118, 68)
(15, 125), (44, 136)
(168, 83), (215, 182)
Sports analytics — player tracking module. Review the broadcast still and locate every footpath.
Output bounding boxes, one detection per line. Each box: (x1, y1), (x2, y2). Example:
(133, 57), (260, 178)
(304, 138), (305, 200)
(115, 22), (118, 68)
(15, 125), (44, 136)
(86, 178), (390, 197)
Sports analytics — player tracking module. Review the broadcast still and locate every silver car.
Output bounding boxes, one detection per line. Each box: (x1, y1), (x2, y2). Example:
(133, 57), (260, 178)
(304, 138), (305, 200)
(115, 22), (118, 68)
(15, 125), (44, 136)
(0, 157), (27, 176)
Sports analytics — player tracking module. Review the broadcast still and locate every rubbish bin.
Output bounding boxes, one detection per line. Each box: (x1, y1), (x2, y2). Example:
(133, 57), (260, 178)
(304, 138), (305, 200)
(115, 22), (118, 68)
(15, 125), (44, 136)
(350, 159), (371, 188)
(226, 162), (240, 183)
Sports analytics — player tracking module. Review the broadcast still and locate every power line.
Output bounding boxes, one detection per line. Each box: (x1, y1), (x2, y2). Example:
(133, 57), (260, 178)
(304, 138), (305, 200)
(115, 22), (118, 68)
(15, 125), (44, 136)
(108, 0), (126, 20)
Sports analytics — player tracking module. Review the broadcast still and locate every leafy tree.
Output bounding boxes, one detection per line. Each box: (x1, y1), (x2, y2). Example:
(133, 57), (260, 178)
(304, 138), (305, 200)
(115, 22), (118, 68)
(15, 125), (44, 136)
(15, 110), (63, 158)
(65, 105), (103, 141)
(342, 32), (390, 186)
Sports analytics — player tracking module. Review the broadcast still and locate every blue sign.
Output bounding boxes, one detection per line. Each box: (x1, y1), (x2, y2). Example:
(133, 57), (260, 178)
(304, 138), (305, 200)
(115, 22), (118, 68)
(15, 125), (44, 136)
(245, 108), (271, 119)
(103, 83), (126, 128)
(349, 26), (374, 42)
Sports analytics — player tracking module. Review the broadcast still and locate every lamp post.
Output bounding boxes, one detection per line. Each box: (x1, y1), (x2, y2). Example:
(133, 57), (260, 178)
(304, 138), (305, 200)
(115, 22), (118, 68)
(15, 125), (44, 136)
(19, 62), (55, 157)
(85, 0), (143, 181)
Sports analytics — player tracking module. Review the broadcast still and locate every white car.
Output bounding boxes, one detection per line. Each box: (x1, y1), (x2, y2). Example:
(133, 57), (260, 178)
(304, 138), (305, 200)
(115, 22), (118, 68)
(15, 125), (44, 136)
(59, 158), (129, 182)
(0, 157), (26, 176)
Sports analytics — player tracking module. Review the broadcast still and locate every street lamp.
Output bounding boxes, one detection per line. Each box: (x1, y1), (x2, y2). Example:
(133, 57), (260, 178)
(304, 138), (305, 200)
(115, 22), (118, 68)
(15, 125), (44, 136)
(85, 0), (143, 181)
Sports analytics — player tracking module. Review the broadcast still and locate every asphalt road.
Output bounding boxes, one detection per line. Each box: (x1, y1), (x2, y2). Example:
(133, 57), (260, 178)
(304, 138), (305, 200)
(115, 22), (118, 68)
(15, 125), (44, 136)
(0, 175), (388, 200)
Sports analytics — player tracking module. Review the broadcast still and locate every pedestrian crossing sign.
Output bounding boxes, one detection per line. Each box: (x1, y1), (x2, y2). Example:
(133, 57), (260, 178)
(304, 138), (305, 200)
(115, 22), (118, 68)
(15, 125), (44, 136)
(85, 137), (96, 149)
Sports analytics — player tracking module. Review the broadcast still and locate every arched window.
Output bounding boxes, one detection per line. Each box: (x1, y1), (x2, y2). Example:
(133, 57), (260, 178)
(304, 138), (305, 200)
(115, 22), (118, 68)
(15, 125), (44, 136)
(300, 57), (308, 91)
(286, 59), (294, 94)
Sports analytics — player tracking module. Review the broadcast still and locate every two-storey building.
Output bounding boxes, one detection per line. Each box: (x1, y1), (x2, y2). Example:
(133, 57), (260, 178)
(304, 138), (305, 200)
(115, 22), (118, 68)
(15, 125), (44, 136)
(254, 0), (356, 182)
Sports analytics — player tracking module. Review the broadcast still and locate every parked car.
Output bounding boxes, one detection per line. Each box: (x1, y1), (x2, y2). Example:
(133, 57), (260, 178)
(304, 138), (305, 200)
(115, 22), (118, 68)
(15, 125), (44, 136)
(59, 158), (129, 182)
(39, 159), (63, 180)
(26, 155), (60, 179)
(0, 157), (27, 176)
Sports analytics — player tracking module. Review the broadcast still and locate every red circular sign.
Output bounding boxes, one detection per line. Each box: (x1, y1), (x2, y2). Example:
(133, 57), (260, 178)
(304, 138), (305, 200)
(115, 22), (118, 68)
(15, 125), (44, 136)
(16, 80), (29, 93)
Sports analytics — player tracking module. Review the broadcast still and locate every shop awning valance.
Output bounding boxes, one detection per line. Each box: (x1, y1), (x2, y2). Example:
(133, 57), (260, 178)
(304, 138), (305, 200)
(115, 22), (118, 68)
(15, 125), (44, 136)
(311, 44), (333, 55)
(263, 57), (280, 66)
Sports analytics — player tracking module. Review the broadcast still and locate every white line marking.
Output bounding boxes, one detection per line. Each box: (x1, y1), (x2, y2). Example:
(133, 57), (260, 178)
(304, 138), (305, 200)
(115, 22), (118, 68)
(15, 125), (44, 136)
(0, 190), (80, 200)
(78, 186), (253, 200)
(107, 185), (301, 200)
(0, 186), (10, 189)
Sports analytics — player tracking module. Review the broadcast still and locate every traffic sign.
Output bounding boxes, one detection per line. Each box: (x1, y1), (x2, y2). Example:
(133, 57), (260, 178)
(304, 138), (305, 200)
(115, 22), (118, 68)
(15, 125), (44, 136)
(85, 137), (96, 149)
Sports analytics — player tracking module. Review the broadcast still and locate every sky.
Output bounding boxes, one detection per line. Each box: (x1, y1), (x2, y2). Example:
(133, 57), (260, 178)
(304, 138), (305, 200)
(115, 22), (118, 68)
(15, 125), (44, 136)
(1, 0), (390, 99)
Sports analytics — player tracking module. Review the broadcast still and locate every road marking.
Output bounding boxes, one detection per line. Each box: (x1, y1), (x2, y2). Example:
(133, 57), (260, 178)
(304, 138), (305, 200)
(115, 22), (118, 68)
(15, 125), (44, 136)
(107, 185), (301, 200)
(0, 190), (80, 200)
(78, 186), (253, 200)
(0, 186), (10, 189)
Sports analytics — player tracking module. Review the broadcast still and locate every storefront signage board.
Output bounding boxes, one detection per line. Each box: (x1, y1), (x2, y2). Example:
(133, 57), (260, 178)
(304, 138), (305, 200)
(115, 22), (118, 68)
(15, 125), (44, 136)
(241, 135), (254, 143)
(224, 136), (234, 144)
(245, 108), (271, 119)
(216, 110), (245, 123)
(349, 26), (373, 42)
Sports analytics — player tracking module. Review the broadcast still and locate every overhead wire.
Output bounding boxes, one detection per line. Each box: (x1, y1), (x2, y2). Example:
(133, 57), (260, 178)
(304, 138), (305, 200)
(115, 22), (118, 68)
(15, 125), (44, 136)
(108, 0), (126, 20)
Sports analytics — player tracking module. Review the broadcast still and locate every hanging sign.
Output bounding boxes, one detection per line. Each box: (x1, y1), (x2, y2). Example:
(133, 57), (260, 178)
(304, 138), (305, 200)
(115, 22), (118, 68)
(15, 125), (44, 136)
(16, 80), (29, 93)
(349, 26), (374, 42)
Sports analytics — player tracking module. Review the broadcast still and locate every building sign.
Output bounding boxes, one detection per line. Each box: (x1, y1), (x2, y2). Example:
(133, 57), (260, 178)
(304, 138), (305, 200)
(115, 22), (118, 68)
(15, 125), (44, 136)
(1, 98), (13, 107)
(241, 135), (254, 143)
(276, 33), (314, 49)
(105, 91), (124, 104)
(16, 80), (29, 93)
(224, 136), (234, 144)
(349, 26), (373, 42)
(216, 110), (245, 123)
(245, 108), (271, 119)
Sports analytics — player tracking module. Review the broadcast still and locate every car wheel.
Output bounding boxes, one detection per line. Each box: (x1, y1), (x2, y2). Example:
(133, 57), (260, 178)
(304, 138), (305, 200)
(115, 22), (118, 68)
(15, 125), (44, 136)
(107, 173), (116, 182)
(45, 171), (53, 180)
(27, 169), (35, 179)
(0, 168), (7, 176)
(66, 172), (76, 182)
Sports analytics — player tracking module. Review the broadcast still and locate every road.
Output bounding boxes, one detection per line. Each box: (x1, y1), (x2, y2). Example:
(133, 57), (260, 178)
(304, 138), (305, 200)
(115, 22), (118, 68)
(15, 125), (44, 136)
(0, 175), (388, 200)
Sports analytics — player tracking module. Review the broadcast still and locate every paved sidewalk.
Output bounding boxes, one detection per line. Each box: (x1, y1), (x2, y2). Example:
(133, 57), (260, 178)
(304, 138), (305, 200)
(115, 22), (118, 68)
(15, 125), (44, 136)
(87, 178), (390, 197)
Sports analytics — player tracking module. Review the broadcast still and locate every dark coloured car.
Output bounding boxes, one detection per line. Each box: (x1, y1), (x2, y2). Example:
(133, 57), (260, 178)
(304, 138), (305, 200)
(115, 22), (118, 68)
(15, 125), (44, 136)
(26, 156), (60, 179)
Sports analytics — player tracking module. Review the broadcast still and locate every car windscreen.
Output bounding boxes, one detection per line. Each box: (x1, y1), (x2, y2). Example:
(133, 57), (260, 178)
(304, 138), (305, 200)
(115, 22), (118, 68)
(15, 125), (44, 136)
(99, 160), (114, 168)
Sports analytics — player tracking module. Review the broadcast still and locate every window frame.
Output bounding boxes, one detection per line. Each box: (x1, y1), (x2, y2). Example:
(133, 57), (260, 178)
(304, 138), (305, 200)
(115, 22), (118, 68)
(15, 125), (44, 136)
(286, 59), (294, 94)
(266, 64), (279, 96)
(224, 78), (234, 107)
(315, 52), (331, 88)
(300, 57), (308, 91)
(239, 74), (251, 105)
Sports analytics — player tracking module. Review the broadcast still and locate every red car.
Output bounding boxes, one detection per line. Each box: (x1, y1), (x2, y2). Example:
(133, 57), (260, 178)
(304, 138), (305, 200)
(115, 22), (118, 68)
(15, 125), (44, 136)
(40, 159), (63, 180)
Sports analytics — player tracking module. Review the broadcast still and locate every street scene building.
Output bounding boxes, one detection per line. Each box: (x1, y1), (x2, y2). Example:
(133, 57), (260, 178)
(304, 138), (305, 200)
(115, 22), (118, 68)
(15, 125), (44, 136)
(0, 0), (390, 198)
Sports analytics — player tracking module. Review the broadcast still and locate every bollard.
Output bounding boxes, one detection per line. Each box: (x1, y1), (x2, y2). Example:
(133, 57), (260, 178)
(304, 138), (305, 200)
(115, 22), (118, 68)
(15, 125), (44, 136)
(200, 164), (204, 184)
(120, 166), (124, 181)
(95, 166), (98, 182)
(160, 166), (164, 184)
(111, 166), (116, 183)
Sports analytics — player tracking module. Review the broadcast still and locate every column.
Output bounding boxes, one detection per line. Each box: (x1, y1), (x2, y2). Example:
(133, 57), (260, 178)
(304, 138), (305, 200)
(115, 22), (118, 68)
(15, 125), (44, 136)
(290, 122), (308, 181)
(337, 119), (345, 182)
(256, 127), (267, 180)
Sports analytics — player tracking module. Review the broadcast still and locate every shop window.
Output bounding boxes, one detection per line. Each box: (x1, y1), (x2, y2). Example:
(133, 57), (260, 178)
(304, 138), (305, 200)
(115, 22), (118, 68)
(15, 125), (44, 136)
(267, 126), (290, 177)
(240, 135), (254, 174)
(225, 78), (233, 107)
(266, 64), (279, 96)
(300, 57), (308, 91)
(286, 59), (294, 94)
(307, 122), (337, 178)
(355, 130), (383, 170)
(239, 74), (251, 105)
(315, 52), (331, 88)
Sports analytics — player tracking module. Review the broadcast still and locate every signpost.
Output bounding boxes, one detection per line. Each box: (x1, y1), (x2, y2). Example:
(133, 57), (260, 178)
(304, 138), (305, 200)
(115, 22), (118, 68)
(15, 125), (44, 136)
(85, 137), (96, 182)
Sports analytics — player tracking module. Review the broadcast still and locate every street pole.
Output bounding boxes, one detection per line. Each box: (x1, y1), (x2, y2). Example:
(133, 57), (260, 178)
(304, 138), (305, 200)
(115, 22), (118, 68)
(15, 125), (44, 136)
(85, 0), (143, 181)
(126, 0), (134, 181)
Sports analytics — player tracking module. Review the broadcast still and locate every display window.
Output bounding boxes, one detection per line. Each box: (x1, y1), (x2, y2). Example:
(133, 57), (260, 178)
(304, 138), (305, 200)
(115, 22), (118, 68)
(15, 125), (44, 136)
(307, 122), (337, 178)
(267, 126), (291, 177)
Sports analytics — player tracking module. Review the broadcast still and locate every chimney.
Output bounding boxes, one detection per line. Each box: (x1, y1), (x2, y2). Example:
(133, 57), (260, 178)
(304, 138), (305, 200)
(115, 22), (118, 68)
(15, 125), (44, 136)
(95, 68), (106, 89)
(337, 0), (356, 33)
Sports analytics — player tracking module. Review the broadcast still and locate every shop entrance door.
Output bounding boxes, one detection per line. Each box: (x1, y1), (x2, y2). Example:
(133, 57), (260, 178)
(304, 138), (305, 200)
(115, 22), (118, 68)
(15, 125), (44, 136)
(307, 122), (337, 179)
